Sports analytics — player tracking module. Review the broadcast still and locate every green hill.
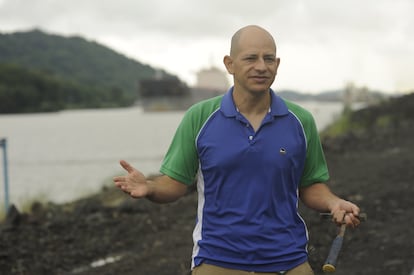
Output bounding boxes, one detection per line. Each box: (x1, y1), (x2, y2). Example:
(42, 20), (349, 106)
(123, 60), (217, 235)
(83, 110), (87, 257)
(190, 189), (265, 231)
(0, 63), (132, 113)
(0, 29), (175, 113)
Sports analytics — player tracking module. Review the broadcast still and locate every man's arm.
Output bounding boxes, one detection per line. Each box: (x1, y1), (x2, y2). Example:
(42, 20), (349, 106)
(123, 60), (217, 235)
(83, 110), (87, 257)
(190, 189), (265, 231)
(299, 183), (361, 228)
(113, 160), (188, 204)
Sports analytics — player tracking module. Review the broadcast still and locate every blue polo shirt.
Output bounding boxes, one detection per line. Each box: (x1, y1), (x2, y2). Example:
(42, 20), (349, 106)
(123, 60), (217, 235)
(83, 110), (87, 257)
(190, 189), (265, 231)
(160, 87), (329, 272)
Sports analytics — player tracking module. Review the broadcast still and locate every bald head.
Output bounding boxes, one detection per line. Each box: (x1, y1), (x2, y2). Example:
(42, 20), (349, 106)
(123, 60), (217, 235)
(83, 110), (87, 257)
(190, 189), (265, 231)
(223, 25), (280, 94)
(230, 25), (276, 57)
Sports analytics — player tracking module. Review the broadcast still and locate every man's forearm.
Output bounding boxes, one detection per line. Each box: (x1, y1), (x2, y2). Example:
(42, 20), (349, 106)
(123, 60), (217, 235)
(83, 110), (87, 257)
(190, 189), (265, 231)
(299, 183), (339, 212)
(145, 175), (188, 204)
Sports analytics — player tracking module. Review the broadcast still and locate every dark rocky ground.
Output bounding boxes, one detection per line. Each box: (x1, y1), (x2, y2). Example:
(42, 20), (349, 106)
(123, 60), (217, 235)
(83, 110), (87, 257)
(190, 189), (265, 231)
(1, 93), (414, 275)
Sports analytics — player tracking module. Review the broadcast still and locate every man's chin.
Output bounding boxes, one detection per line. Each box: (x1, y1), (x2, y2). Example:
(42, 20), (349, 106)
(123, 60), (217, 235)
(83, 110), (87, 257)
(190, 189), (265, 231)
(249, 85), (271, 93)
(248, 80), (273, 90)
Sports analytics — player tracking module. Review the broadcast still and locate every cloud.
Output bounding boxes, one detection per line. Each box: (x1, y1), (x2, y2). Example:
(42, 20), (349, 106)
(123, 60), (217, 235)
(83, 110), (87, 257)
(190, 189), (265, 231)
(1, 0), (413, 92)
(2, 0), (411, 45)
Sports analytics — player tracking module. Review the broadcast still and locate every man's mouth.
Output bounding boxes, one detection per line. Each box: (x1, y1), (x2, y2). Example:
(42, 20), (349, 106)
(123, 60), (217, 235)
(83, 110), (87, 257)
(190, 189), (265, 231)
(250, 76), (268, 82)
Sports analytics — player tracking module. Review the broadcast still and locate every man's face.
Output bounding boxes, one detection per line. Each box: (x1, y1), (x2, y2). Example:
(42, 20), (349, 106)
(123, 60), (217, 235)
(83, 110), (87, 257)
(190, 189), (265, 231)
(225, 30), (280, 94)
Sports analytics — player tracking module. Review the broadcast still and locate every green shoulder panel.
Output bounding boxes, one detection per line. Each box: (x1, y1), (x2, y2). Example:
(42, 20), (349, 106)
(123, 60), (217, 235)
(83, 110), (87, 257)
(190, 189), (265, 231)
(284, 99), (330, 187)
(160, 95), (223, 185)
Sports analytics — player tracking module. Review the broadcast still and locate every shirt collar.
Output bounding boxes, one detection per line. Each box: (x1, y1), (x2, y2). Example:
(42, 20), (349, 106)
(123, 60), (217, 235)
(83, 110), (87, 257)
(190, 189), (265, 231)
(220, 86), (289, 117)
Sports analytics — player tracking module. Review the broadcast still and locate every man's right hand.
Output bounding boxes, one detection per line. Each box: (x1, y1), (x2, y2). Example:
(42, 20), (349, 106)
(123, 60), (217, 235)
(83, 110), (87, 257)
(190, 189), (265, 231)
(113, 160), (153, 198)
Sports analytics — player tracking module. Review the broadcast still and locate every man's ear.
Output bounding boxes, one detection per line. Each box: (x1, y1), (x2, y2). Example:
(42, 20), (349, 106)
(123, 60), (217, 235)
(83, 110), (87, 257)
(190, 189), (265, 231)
(223, 55), (234, 74)
(275, 57), (281, 74)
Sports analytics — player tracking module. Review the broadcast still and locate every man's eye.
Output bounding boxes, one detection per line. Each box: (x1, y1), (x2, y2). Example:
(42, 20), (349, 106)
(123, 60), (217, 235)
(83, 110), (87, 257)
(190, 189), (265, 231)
(245, 57), (256, 61)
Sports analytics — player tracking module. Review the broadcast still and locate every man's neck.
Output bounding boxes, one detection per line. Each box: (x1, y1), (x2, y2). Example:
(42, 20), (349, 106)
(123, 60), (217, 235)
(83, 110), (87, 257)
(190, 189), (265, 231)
(233, 89), (271, 115)
(232, 88), (271, 131)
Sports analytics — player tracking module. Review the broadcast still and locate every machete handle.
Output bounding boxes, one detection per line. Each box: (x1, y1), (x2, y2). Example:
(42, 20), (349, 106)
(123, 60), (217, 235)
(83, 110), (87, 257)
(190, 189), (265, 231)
(322, 224), (347, 273)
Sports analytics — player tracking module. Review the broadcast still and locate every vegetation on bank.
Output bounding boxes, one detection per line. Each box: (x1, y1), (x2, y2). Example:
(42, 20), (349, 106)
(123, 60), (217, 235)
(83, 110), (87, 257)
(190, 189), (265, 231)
(0, 29), (174, 113)
(0, 63), (133, 113)
(321, 93), (413, 139)
(0, 177), (117, 220)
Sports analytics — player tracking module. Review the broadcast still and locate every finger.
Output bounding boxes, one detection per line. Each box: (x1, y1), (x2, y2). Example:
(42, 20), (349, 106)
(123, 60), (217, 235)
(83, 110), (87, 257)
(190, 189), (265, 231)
(113, 176), (125, 182)
(343, 214), (353, 227)
(119, 184), (129, 191)
(352, 206), (361, 217)
(344, 213), (360, 228)
(120, 160), (135, 173)
(113, 180), (124, 189)
(350, 213), (361, 227)
(332, 210), (346, 225)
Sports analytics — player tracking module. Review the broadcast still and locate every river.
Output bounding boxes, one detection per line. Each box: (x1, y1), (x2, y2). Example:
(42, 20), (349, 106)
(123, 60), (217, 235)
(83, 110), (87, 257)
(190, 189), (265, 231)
(0, 101), (343, 211)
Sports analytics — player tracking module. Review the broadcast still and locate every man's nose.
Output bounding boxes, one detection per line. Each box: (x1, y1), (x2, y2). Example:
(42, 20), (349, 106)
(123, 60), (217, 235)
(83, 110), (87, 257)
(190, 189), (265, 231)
(254, 58), (267, 71)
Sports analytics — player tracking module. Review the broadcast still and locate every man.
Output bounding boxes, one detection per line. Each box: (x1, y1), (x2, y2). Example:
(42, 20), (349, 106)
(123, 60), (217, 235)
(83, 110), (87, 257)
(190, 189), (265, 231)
(114, 25), (360, 275)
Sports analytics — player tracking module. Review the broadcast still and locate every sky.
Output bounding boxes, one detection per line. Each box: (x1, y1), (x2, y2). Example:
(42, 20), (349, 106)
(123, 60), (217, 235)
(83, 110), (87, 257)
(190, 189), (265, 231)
(0, 0), (413, 94)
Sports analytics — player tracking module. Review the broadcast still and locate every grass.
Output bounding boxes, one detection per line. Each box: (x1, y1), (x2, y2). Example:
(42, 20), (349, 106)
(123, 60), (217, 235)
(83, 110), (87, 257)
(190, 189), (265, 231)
(321, 107), (355, 138)
(0, 173), (132, 223)
(0, 192), (50, 221)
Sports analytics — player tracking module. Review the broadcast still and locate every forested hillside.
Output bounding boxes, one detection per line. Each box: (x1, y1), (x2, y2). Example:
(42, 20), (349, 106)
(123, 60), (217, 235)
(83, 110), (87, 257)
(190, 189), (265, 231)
(0, 29), (174, 113)
(0, 63), (131, 112)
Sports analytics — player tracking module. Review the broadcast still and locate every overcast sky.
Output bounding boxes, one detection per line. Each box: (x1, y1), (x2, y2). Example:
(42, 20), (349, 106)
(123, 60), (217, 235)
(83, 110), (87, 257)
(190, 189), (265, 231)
(0, 0), (413, 94)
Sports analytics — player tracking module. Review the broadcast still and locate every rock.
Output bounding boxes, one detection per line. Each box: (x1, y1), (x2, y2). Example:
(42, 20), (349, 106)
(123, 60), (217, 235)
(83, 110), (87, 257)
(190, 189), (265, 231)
(4, 204), (21, 228)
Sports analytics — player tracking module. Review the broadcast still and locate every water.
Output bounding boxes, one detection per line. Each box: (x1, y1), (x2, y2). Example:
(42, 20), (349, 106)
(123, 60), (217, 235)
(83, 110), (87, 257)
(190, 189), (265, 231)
(0, 101), (343, 211)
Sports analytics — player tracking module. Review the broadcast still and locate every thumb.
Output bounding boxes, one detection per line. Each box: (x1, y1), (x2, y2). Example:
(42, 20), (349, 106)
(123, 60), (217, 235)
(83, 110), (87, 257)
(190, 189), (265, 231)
(120, 160), (135, 173)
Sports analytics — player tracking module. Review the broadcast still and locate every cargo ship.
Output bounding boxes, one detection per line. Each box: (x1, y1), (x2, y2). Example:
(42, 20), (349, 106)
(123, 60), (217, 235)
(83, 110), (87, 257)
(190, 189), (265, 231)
(138, 67), (229, 111)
